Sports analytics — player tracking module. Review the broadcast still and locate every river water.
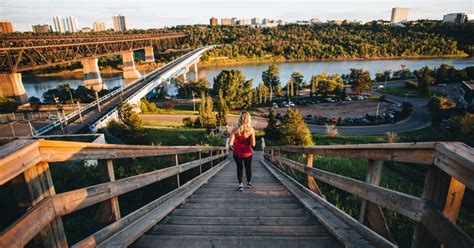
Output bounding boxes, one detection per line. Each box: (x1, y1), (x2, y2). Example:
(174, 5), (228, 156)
(23, 57), (474, 100)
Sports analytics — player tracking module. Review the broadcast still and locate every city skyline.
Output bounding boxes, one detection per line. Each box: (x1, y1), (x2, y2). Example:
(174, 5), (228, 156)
(1, 0), (473, 31)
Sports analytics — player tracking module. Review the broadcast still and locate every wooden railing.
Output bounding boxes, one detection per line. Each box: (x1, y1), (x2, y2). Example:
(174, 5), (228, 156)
(0, 139), (227, 247)
(264, 142), (473, 248)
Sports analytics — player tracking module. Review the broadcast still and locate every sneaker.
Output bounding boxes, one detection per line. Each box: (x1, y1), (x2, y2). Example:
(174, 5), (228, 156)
(247, 182), (252, 188)
(238, 185), (244, 192)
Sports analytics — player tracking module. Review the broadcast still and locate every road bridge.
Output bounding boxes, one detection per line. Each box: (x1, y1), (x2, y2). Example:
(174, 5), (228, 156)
(29, 46), (211, 136)
(0, 33), (185, 102)
(0, 139), (472, 247)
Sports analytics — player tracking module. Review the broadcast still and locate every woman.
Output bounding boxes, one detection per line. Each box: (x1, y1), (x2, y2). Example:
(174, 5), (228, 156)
(228, 111), (256, 191)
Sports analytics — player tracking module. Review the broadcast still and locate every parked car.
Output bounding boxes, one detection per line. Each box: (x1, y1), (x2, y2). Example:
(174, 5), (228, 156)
(437, 83), (447, 87)
(345, 96), (352, 101)
(304, 114), (312, 121)
(355, 96), (364, 100)
(330, 117), (337, 123)
(324, 98), (335, 103)
(272, 102), (279, 108)
(282, 101), (289, 108)
(289, 101), (295, 107)
(378, 85), (385, 90)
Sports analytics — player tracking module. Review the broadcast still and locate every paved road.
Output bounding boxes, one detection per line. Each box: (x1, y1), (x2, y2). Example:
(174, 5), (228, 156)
(140, 114), (269, 129)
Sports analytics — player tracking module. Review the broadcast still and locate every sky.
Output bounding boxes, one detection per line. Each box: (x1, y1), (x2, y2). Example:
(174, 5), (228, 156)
(1, 0), (473, 31)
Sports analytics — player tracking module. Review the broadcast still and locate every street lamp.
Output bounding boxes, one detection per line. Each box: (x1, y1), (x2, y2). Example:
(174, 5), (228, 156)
(67, 88), (74, 104)
(192, 91), (196, 112)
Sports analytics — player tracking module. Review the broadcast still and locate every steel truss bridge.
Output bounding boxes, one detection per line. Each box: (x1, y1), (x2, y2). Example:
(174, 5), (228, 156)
(0, 33), (185, 73)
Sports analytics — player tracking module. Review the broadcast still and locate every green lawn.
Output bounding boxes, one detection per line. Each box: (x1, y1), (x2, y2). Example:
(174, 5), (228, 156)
(381, 87), (430, 98)
(142, 120), (184, 128)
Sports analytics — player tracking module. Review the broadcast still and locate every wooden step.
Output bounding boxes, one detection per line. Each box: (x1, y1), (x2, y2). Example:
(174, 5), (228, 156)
(185, 197), (297, 204)
(178, 203), (301, 209)
(161, 216), (319, 226)
(149, 224), (328, 236)
(170, 208), (309, 217)
(133, 234), (341, 248)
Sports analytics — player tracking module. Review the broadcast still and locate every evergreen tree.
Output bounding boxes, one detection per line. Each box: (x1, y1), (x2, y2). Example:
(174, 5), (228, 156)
(262, 64), (281, 102)
(415, 66), (435, 94)
(290, 71), (304, 96)
(264, 108), (281, 141)
(117, 102), (146, 143)
(281, 109), (314, 146)
(213, 69), (253, 109)
(199, 94), (216, 128)
(216, 90), (228, 126)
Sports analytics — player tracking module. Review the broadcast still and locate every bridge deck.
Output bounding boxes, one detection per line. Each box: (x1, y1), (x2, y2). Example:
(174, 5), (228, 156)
(131, 152), (344, 248)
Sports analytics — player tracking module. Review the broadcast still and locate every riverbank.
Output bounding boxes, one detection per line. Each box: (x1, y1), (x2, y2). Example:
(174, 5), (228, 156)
(28, 62), (165, 77)
(198, 54), (470, 68)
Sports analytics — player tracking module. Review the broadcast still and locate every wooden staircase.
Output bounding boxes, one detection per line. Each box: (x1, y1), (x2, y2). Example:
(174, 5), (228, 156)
(133, 152), (342, 248)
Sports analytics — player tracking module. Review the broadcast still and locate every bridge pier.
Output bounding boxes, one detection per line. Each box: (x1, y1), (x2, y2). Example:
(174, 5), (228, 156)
(122, 51), (141, 79)
(144, 46), (155, 63)
(193, 63), (199, 81)
(0, 73), (28, 103)
(82, 58), (106, 91)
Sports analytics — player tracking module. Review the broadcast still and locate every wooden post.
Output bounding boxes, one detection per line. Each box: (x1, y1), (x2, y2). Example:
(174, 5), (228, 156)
(411, 166), (466, 248)
(171, 154), (180, 187)
(305, 153), (324, 197)
(358, 160), (394, 242)
(94, 159), (121, 226)
(198, 151), (202, 174)
(210, 151), (213, 167)
(10, 162), (68, 248)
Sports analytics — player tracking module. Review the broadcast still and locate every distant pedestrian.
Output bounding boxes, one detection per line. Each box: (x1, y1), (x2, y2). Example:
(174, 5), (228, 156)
(228, 111), (256, 191)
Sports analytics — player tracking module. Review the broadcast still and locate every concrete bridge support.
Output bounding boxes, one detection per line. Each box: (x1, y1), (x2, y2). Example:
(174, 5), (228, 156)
(193, 63), (199, 81)
(144, 46), (155, 63)
(122, 51), (141, 79)
(82, 58), (106, 91)
(0, 73), (28, 103)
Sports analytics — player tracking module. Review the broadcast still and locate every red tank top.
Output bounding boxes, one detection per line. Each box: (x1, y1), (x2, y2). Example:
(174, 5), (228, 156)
(233, 134), (253, 158)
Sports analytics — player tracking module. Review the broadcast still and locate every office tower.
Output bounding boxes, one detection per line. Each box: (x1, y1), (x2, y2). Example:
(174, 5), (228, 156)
(32, 24), (52, 33)
(66, 16), (79, 32)
(0, 21), (14, 34)
(443, 13), (468, 23)
(221, 18), (232, 25)
(53, 16), (66, 33)
(238, 19), (250, 25)
(93, 22), (107, 31)
(113, 15), (128, 32)
(251, 18), (260, 25)
(210, 17), (218, 26)
(231, 17), (238, 25)
(391, 7), (409, 23)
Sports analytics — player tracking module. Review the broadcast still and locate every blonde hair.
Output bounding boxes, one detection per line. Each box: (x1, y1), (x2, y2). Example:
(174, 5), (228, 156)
(237, 111), (252, 137)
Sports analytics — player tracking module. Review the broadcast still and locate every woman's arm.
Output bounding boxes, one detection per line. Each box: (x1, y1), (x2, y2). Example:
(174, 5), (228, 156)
(228, 128), (236, 149)
(250, 128), (256, 147)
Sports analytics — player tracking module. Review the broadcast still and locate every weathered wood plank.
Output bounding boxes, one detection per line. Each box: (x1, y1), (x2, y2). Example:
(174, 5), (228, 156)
(433, 151), (474, 191)
(38, 140), (224, 162)
(272, 142), (437, 164)
(94, 159), (121, 227)
(0, 139), (41, 185)
(269, 155), (425, 221)
(305, 153), (324, 197)
(97, 160), (230, 247)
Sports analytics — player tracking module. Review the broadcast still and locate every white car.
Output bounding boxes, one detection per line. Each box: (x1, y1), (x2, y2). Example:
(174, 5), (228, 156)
(272, 102), (279, 108)
(378, 85), (385, 90)
(282, 101), (290, 108)
(345, 96), (352, 101)
(289, 101), (295, 107)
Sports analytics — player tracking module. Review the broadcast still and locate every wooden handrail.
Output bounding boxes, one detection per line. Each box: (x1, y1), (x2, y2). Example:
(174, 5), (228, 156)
(0, 140), (227, 247)
(264, 141), (474, 248)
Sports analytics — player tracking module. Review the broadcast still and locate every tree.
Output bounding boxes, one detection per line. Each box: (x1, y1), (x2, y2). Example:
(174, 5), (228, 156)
(115, 102), (146, 143)
(0, 97), (18, 113)
(264, 108), (281, 141)
(262, 64), (281, 101)
(29, 97), (41, 111)
(256, 82), (269, 104)
(191, 78), (210, 95)
(310, 75), (319, 97)
(349, 68), (372, 94)
(213, 69), (253, 109)
(172, 75), (191, 96)
(280, 109), (314, 146)
(415, 66), (435, 94)
(290, 71), (304, 96)
(449, 114), (474, 146)
(286, 78), (295, 97)
(198, 94), (216, 128)
(216, 90), (228, 126)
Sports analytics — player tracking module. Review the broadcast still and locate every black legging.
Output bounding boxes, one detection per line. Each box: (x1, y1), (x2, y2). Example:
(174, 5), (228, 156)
(234, 155), (252, 184)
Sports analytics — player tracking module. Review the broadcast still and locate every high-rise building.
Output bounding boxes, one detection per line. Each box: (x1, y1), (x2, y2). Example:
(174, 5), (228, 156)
(0, 21), (14, 34)
(391, 7), (409, 23)
(93, 22), (107, 32)
(443, 13), (468, 23)
(32, 24), (52, 33)
(53, 16), (66, 33)
(238, 19), (250, 25)
(210, 17), (218, 26)
(66, 16), (79, 32)
(113, 15), (128, 32)
(231, 17), (238, 25)
(251, 18), (260, 25)
(221, 18), (232, 25)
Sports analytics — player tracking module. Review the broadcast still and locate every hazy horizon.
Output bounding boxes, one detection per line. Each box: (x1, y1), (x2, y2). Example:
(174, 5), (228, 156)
(1, 0), (473, 31)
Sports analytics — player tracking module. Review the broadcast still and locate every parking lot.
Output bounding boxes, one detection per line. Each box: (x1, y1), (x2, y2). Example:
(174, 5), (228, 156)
(261, 99), (392, 120)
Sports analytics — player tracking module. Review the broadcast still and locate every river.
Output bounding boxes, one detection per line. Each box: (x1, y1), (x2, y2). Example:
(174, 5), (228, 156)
(23, 57), (474, 100)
